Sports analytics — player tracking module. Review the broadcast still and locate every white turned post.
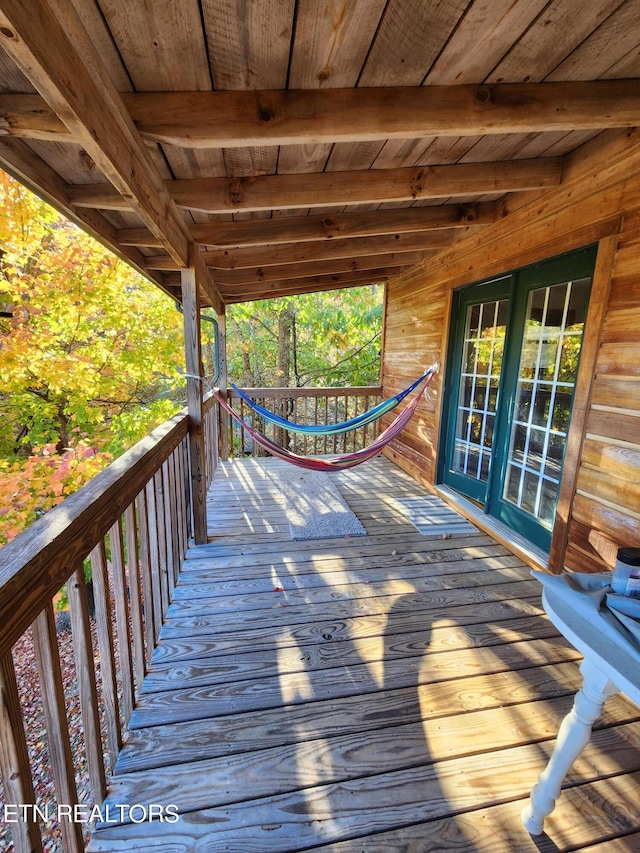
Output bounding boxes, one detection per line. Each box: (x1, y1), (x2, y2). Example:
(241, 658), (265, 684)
(522, 657), (619, 834)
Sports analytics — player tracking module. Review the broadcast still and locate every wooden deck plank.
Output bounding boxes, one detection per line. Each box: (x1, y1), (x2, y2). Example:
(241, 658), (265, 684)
(158, 580), (550, 639)
(183, 532), (500, 569)
(128, 635), (580, 728)
(142, 615), (562, 693)
(177, 546), (515, 584)
(89, 728), (640, 850)
(172, 553), (526, 599)
(164, 568), (537, 619)
(116, 660), (587, 773)
(151, 595), (546, 663)
(103, 701), (640, 822)
(88, 457), (640, 852)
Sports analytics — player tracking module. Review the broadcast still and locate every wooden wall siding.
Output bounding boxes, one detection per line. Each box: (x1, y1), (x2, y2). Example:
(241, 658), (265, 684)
(382, 126), (640, 573)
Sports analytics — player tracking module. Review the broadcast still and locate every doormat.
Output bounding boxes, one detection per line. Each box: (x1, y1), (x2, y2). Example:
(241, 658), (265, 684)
(393, 495), (478, 539)
(270, 468), (367, 541)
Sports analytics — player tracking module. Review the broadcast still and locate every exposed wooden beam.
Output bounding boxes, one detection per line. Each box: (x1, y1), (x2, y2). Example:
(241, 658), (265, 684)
(218, 268), (400, 303)
(1, 81), (639, 147)
(118, 227), (165, 249)
(209, 252), (426, 285)
(70, 159), (561, 214)
(0, 92), (69, 140)
(171, 160), (563, 213)
(0, 0), (187, 265)
(190, 203), (498, 248)
(145, 250), (425, 278)
(118, 202), (493, 249)
(202, 232), (455, 270)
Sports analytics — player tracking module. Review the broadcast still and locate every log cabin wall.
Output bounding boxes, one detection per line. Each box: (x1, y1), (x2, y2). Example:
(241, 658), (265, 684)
(382, 126), (640, 574)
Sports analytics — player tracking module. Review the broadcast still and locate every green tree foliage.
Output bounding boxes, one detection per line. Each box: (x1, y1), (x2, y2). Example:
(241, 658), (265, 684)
(228, 287), (384, 388)
(0, 172), (184, 544)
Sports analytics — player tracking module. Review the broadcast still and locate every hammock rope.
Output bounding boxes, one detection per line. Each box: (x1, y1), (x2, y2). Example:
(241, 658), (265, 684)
(231, 366), (436, 436)
(214, 366), (436, 472)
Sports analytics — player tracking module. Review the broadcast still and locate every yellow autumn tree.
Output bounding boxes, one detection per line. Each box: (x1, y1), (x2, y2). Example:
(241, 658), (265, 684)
(0, 172), (184, 544)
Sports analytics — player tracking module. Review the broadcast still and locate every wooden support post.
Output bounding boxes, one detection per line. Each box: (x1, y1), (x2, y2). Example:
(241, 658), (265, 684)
(181, 256), (208, 544)
(0, 652), (43, 853)
(217, 310), (230, 461)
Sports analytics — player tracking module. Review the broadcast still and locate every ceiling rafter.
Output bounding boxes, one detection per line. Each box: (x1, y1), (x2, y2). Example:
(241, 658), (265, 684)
(0, 81), (639, 147)
(211, 252), (427, 284)
(145, 235), (452, 272)
(148, 250), (425, 279)
(201, 231), (457, 270)
(216, 267), (403, 303)
(118, 202), (497, 249)
(69, 159), (562, 214)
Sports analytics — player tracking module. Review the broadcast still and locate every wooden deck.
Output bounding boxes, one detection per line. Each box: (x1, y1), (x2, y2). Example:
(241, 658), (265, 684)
(88, 456), (640, 852)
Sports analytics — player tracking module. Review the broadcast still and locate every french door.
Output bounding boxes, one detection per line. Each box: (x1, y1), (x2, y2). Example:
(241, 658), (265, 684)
(440, 246), (597, 551)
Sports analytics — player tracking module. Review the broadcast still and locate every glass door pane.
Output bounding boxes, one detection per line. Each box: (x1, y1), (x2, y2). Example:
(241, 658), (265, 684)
(452, 299), (508, 484)
(501, 276), (591, 532)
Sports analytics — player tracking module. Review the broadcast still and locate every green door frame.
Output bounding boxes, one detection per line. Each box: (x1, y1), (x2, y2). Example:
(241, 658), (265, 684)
(439, 245), (598, 551)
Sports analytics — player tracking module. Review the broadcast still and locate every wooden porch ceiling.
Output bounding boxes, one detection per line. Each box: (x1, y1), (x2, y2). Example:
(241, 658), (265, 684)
(0, 1), (639, 308)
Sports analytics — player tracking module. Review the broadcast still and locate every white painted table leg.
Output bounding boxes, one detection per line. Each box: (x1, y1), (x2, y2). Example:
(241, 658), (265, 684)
(521, 657), (619, 835)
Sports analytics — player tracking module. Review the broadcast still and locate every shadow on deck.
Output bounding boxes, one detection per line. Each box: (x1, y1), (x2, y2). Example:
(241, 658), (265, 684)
(88, 457), (640, 852)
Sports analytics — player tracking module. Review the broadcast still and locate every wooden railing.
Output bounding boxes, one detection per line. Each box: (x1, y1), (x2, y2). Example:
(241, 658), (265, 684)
(203, 390), (220, 487)
(226, 386), (384, 458)
(0, 396), (220, 853)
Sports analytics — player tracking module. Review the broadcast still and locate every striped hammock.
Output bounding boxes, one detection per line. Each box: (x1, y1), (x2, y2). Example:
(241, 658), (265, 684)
(214, 368), (435, 472)
(231, 366), (436, 436)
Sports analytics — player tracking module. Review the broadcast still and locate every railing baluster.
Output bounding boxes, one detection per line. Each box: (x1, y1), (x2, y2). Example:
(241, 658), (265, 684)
(124, 504), (147, 691)
(239, 398), (245, 458)
(323, 396), (328, 455)
(32, 603), (84, 853)
(0, 652), (43, 853)
(170, 453), (182, 576)
(153, 470), (170, 617)
(145, 478), (165, 633)
(162, 459), (177, 593)
(302, 398), (308, 456)
(67, 564), (107, 806)
(109, 519), (135, 722)
(179, 437), (191, 549)
(171, 449), (185, 565)
(210, 401), (219, 481)
(363, 395), (369, 449)
(182, 439), (191, 541)
(90, 541), (122, 770)
(136, 488), (157, 650)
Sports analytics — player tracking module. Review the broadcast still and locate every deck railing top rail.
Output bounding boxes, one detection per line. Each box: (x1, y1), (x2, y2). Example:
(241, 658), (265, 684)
(228, 385), (382, 399)
(0, 408), (190, 659)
